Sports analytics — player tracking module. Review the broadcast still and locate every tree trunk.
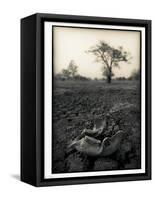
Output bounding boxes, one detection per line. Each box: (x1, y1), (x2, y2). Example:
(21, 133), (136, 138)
(107, 75), (111, 83)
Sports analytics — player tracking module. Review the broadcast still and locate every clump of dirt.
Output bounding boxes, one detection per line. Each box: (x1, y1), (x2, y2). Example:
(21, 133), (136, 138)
(94, 158), (118, 171)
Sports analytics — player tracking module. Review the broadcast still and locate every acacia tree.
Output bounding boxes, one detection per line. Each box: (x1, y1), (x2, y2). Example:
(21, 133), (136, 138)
(88, 41), (131, 83)
(62, 69), (71, 79)
(61, 60), (78, 79)
(68, 60), (78, 78)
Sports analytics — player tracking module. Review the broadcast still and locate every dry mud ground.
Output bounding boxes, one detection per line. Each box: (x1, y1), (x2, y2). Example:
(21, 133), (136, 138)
(52, 80), (141, 173)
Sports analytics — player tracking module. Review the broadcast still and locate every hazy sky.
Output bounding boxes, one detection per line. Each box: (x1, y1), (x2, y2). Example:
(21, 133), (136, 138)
(53, 26), (140, 79)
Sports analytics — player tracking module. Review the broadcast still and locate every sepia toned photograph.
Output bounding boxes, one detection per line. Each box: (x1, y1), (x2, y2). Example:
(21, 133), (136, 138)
(51, 25), (142, 175)
(21, 14), (151, 186)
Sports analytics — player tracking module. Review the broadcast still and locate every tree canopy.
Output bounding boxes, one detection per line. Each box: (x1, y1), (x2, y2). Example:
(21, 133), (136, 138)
(87, 41), (131, 83)
(61, 60), (78, 79)
(68, 60), (78, 78)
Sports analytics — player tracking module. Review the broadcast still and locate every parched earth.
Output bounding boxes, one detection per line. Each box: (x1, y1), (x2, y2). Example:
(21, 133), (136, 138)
(52, 80), (141, 173)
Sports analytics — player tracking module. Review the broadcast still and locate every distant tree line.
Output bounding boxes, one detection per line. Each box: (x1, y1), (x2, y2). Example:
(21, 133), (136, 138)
(128, 69), (140, 80)
(54, 59), (140, 82)
(54, 60), (91, 81)
(114, 69), (140, 81)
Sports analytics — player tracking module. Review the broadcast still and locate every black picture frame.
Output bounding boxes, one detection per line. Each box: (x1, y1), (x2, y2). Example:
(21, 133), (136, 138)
(21, 13), (151, 187)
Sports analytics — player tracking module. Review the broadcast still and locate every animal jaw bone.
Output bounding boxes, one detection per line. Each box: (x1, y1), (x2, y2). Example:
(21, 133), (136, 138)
(67, 130), (124, 157)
